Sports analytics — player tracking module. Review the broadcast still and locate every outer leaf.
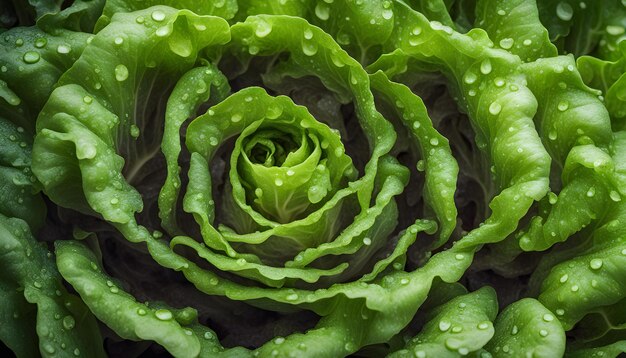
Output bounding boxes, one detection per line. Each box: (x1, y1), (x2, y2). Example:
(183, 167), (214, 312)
(369, 71), (458, 246)
(0, 215), (104, 357)
(388, 286), (498, 357)
(476, 0), (557, 62)
(406, 0), (455, 28)
(566, 341), (626, 358)
(371, 1), (551, 250)
(485, 298), (565, 358)
(97, 0), (238, 29)
(0, 25), (91, 132)
(32, 7), (231, 224)
(158, 63), (230, 235)
(522, 56), (611, 166)
(55, 240), (248, 358)
(0, 279), (38, 357)
(536, 207), (626, 329)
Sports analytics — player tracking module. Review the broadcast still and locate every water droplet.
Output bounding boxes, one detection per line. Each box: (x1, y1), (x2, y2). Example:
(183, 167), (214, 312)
(315, 3), (330, 20)
(480, 59), (492, 74)
(231, 113), (242, 123)
(463, 71), (477, 84)
(548, 129), (558, 140)
(416, 160), (425, 171)
(330, 50), (345, 67)
(439, 320), (451, 331)
(255, 20), (273, 38)
(62, 315), (75, 330)
(511, 325), (519, 335)
(587, 187), (595, 197)
(130, 124), (140, 138)
(571, 285), (579, 292)
(362, 237), (371, 245)
(478, 322), (490, 330)
(489, 102), (502, 115)
(73, 348), (81, 356)
(411, 26), (422, 36)
(57, 44), (71, 54)
(497, 9), (506, 15)
(155, 309), (173, 320)
(523, 39), (532, 46)
(302, 41), (318, 56)
(609, 190), (621, 202)
(555, 309), (565, 316)
(286, 293), (298, 301)
(151, 10), (166, 22)
(556, 2), (574, 21)
(589, 258), (603, 270)
(248, 45), (259, 55)
(455, 253), (464, 260)
(382, 9), (393, 20)
(31, 39), (47, 50)
(557, 101), (569, 111)
(539, 329), (549, 337)
(445, 337), (461, 349)
(548, 192), (558, 204)
(543, 313), (554, 322)
(115, 64), (129, 81)
(350, 72), (358, 85)
(22, 51), (40, 64)
(303, 28), (313, 40)
(560, 274), (569, 283)
(606, 25), (625, 36)
(275, 178), (284, 186)
(337, 32), (351, 45)
(156, 26), (170, 37)
(344, 342), (356, 352)
(499, 38), (514, 49)
(110, 197), (119, 205)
